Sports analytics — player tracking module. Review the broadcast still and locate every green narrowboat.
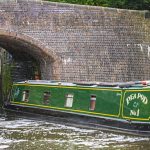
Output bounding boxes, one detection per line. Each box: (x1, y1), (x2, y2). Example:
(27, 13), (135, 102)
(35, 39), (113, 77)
(4, 80), (150, 136)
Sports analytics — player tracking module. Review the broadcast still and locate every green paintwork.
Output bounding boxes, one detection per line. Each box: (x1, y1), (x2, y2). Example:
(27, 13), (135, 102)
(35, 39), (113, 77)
(123, 90), (150, 121)
(10, 81), (150, 122)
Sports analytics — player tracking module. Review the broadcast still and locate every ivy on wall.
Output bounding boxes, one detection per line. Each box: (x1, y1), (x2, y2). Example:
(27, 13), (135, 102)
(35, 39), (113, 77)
(47, 0), (150, 10)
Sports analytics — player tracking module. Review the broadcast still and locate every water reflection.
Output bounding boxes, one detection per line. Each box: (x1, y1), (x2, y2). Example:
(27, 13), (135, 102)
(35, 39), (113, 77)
(0, 113), (149, 150)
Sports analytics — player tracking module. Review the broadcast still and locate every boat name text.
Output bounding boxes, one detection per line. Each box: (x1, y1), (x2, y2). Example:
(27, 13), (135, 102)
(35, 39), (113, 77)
(126, 93), (148, 105)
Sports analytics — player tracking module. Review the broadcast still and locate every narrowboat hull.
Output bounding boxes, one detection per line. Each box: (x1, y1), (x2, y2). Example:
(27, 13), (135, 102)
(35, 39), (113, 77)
(4, 103), (150, 137)
(4, 80), (150, 136)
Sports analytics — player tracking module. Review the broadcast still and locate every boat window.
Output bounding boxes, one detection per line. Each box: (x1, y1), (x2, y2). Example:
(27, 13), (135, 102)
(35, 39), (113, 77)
(89, 95), (96, 111)
(65, 94), (74, 108)
(22, 90), (29, 102)
(43, 92), (50, 105)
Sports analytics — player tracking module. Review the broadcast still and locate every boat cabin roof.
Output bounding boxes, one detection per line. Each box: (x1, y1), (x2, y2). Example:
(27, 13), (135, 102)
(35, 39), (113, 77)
(15, 80), (150, 89)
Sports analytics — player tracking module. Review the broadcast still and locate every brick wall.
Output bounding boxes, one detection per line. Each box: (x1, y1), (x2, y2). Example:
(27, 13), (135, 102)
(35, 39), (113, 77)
(0, 0), (149, 82)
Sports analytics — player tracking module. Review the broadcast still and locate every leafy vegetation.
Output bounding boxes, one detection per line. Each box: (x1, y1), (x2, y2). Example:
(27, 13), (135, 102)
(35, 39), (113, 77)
(47, 0), (150, 10)
(2, 63), (12, 102)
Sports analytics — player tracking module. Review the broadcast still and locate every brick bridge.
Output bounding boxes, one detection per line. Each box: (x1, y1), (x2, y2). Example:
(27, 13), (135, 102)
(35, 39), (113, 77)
(0, 0), (150, 82)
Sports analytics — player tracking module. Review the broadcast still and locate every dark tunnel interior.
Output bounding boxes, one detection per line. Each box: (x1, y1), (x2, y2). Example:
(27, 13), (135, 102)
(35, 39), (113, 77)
(0, 35), (42, 82)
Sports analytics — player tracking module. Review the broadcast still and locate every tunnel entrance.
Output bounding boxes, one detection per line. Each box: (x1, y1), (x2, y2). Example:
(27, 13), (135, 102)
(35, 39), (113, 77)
(1, 48), (41, 82)
(0, 31), (61, 105)
(0, 48), (41, 105)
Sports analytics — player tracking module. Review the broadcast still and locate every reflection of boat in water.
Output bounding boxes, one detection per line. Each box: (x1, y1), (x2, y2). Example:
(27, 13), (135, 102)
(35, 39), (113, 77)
(4, 80), (150, 136)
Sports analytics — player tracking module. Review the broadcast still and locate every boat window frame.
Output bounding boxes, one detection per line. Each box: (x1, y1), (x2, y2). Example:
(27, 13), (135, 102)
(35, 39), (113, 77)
(43, 91), (51, 105)
(65, 93), (74, 108)
(89, 94), (96, 111)
(22, 90), (30, 102)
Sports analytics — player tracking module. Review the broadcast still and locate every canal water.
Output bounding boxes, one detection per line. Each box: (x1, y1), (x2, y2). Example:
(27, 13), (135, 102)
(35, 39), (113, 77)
(0, 110), (150, 150)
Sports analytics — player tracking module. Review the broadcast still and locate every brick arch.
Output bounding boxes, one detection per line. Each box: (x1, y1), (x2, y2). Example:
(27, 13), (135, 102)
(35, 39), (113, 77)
(0, 30), (61, 80)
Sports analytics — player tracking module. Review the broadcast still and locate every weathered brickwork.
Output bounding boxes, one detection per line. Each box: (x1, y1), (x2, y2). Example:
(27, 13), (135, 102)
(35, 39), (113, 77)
(0, 0), (149, 82)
